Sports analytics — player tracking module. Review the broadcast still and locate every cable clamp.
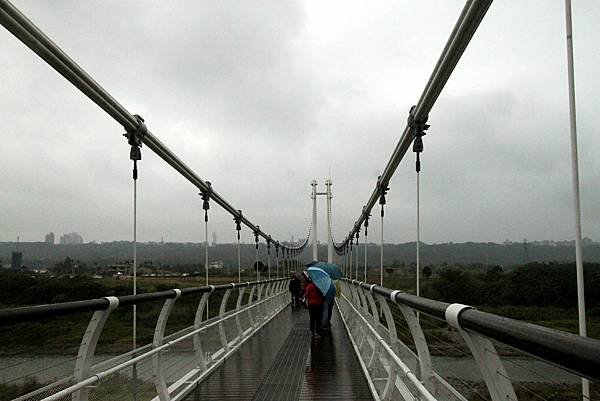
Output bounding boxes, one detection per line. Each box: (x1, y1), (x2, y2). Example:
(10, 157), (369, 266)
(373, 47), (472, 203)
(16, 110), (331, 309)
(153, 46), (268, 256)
(124, 115), (146, 159)
(377, 175), (390, 217)
(363, 206), (371, 236)
(408, 105), (429, 172)
(123, 115), (147, 179)
(445, 303), (474, 330)
(103, 296), (120, 311)
(200, 182), (212, 210)
(200, 182), (212, 222)
(234, 210), (243, 240)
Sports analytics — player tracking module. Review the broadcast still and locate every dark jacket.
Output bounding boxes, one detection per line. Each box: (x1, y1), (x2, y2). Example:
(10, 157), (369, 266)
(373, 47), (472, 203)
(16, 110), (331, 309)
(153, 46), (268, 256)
(289, 277), (301, 292)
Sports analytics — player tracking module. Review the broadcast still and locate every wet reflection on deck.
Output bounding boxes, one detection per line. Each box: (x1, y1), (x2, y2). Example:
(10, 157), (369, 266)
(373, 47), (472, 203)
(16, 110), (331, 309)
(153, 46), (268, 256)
(187, 304), (373, 401)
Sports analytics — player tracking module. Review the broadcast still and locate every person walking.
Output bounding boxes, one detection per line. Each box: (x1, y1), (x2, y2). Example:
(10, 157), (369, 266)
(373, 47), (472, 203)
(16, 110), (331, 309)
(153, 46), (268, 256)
(289, 274), (301, 307)
(304, 275), (325, 339)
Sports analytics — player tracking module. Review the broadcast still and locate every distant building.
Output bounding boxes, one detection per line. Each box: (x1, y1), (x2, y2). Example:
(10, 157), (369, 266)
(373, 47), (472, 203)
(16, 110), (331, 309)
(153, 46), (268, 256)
(11, 252), (22, 269)
(45, 232), (55, 244)
(60, 232), (84, 245)
(208, 261), (224, 269)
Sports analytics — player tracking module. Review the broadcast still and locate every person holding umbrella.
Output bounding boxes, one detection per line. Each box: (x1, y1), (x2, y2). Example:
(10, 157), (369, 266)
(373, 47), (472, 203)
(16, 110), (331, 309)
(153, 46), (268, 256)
(304, 271), (325, 339)
(307, 261), (342, 330)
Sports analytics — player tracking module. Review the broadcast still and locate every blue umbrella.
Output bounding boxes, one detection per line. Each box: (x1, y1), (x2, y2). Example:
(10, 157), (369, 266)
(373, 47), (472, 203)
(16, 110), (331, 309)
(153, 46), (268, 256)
(306, 266), (333, 296)
(313, 262), (343, 280)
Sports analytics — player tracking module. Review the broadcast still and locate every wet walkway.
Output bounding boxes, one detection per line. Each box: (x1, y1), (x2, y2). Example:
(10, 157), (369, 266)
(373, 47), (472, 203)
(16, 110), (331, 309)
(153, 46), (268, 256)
(187, 304), (373, 401)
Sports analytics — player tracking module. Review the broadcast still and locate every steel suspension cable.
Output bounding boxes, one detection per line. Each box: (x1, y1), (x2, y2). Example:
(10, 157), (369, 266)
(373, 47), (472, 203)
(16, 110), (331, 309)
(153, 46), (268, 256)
(345, 247), (348, 276)
(275, 243), (280, 279)
(416, 173), (420, 298)
(201, 184), (211, 320)
(205, 215), (209, 288)
(355, 231), (359, 280)
(411, 105), (427, 301)
(0, 0), (310, 257)
(267, 238), (271, 280)
(380, 213), (384, 287)
(254, 228), (260, 281)
(349, 238), (353, 279)
(363, 210), (369, 282)
(126, 123), (142, 396)
(329, 0), (492, 249)
(379, 183), (388, 286)
(132, 172), (137, 350)
(235, 211), (242, 283)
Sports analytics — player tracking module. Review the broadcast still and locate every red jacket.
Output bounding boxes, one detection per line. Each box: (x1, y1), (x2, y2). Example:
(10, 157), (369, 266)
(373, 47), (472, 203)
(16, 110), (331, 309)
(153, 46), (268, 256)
(305, 283), (324, 307)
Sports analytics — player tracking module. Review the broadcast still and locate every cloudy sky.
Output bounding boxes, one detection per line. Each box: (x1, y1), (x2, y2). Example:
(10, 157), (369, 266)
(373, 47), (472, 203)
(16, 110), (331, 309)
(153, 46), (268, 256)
(1, 1), (599, 246)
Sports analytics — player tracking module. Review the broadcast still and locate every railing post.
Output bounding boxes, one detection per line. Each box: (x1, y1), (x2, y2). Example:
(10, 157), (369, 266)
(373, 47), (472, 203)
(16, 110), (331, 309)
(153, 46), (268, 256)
(362, 286), (381, 328)
(276, 280), (285, 311)
(388, 290), (435, 392)
(235, 287), (246, 340)
(356, 286), (371, 317)
(72, 297), (119, 401)
(446, 303), (517, 401)
(381, 365), (398, 401)
(255, 284), (264, 327)
(260, 282), (271, 319)
(374, 294), (400, 351)
(193, 286), (214, 371)
(218, 287), (233, 353)
(153, 289), (181, 401)
(268, 282), (278, 315)
(246, 284), (256, 328)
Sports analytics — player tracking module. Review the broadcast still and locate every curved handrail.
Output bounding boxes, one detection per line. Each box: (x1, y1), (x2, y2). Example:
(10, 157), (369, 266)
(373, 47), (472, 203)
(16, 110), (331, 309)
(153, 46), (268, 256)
(0, 278), (286, 325)
(343, 278), (600, 381)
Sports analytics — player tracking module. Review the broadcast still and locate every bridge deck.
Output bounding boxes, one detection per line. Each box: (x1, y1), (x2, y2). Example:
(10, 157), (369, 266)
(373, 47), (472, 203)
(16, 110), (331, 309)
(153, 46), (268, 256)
(187, 304), (373, 401)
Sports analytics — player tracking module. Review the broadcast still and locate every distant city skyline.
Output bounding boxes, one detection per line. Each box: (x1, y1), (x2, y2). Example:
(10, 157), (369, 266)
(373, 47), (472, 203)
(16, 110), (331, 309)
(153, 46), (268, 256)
(1, 234), (598, 246)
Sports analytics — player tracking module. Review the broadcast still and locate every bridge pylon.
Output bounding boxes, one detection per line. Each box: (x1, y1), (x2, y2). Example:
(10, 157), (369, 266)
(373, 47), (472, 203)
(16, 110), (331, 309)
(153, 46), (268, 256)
(311, 179), (334, 263)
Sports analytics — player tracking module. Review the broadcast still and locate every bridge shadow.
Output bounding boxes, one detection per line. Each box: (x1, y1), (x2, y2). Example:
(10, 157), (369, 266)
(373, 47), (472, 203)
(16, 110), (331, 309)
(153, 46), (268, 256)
(189, 303), (372, 401)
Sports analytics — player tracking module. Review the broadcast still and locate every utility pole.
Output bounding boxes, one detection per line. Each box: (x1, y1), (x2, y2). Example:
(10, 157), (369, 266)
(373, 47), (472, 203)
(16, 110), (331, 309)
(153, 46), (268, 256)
(564, 2), (588, 399)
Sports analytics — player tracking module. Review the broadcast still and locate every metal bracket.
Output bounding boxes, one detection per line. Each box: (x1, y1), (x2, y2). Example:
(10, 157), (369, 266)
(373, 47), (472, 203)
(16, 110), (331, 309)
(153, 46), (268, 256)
(153, 289), (181, 401)
(72, 297), (119, 401)
(193, 288), (214, 370)
(235, 287), (246, 340)
(397, 303), (435, 391)
(445, 303), (517, 401)
(246, 285), (257, 327)
(218, 289), (232, 353)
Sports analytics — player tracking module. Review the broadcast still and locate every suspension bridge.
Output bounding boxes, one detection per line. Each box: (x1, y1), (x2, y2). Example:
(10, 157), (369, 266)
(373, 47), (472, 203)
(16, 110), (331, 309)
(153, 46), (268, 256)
(1, 0), (599, 400)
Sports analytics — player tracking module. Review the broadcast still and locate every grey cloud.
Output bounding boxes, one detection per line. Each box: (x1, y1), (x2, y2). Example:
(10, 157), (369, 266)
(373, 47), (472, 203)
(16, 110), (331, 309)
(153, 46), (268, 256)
(1, 1), (599, 248)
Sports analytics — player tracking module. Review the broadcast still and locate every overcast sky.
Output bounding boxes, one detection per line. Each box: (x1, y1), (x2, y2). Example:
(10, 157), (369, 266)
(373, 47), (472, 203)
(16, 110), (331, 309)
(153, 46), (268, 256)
(1, 1), (599, 246)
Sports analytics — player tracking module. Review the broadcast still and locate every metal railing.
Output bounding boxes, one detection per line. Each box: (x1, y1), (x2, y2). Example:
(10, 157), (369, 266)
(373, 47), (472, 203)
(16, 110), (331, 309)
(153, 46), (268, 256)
(0, 279), (288, 401)
(336, 278), (600, 401)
